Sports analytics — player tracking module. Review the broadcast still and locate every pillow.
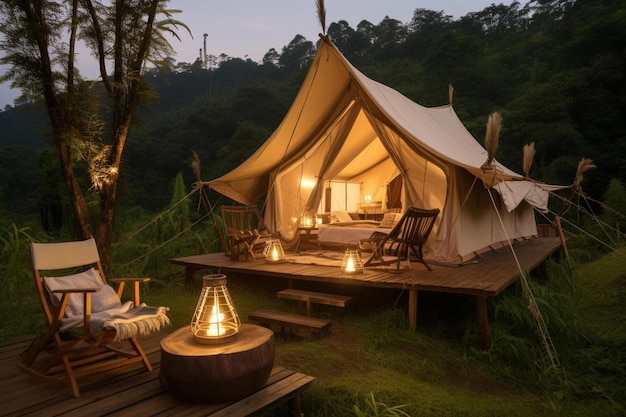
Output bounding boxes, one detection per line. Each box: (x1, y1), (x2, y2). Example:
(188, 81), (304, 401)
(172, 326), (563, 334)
(331, 210), (353, 223)
(349, 212), (361, 220)
(380, 212), (403, 228)
(44, 268), (121, 317)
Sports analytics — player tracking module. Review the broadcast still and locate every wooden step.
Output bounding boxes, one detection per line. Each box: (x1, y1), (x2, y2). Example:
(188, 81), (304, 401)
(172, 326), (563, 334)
(248, 309), (331, 334)
(277, 289), (352, 316)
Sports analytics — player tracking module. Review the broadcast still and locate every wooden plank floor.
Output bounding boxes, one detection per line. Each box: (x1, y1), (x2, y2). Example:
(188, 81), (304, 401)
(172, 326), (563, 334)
(171, 237), (563, 297)
(1, 332), (314, 417)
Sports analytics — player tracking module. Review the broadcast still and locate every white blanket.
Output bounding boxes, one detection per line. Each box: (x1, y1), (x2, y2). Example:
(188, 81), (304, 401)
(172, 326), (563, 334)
(60, 302), (171, 342)
(44, 268), (170, 341)
(318, 224), (390, 245)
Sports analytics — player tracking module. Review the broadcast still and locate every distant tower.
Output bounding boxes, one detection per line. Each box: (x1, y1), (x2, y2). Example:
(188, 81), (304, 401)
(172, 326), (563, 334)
(203, 33), (208, 69)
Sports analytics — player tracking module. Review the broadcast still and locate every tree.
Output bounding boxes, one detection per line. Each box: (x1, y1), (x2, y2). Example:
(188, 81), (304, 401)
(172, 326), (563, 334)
(167, 172), (190, 234)
(262, 48), (280, 67)
(404, 8), (453, 57)
(327, 20), (355, 52)
(278, 35), (316, 71)
(0, 0), (189, 266)
(460, 2), (528, 40)
(373, 16), (408, 51)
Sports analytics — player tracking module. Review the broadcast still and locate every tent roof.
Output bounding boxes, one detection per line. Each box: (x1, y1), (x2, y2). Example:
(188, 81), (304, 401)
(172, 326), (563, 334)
(208, 36), (523, 205)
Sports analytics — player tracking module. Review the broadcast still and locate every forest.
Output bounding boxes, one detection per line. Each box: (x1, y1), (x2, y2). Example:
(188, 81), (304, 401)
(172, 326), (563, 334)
(1, 1), (625, 415)
(0, 0), (624, 233)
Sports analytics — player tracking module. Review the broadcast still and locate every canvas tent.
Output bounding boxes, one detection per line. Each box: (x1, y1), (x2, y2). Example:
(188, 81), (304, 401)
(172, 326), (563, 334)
(207, 36), (551, 264)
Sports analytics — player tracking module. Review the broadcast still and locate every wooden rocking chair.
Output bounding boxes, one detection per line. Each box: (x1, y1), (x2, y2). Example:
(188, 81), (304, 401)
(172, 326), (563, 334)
(220, 205), (272, 260)
(363, 207), (440, 271)
(18, 238), (171, 397)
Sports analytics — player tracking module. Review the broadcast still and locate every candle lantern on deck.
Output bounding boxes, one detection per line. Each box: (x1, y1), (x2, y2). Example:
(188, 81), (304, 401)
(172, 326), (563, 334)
(341, 248), (364, 274)
(300, 208), (317, 228)
(263, 238), (285, 263)
(191, 274), (241, 344)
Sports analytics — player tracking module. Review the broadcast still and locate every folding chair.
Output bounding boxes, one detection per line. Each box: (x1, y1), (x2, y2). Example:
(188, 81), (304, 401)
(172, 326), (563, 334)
(220, 205), (272, 260)
(18, 238), (170, 397)
(363, 207), (439, 271)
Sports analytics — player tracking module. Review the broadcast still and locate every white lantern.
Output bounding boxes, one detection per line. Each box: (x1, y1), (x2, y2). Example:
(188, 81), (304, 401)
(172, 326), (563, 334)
(263, 238), (285, 263)
(341, 248), (364, 274)
(191, 274), (241, 344)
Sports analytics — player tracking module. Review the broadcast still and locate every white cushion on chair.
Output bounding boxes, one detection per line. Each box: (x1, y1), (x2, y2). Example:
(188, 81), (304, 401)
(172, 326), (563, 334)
(44, 268), (121, 317)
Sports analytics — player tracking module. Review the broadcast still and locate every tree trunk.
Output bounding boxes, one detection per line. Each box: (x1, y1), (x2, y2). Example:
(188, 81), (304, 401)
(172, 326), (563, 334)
(97, 166), (120, 269)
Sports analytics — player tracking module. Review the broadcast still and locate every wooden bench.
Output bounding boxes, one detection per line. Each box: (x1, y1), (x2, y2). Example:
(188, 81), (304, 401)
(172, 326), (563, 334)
(207, 367), (315, 416)
(249, 309), (331, 335)
(277, 288), (352, 316)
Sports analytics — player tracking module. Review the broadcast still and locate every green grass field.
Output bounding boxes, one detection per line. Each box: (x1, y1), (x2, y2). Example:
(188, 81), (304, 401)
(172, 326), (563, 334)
(144, 248), (626, 416)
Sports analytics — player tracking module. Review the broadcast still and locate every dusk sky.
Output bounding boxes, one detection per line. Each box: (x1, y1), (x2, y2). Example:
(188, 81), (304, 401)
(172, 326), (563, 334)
(0, 1), (512, 107)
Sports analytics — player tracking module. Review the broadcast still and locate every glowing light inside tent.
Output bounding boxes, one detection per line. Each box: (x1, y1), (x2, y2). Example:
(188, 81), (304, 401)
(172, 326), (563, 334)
(300, 179), (317, 188)
(300, 208), (317, 228)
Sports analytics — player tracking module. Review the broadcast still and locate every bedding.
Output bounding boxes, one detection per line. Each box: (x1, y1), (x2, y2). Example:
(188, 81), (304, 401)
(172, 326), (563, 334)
(330, 210), (354, 223)
(318, 222), (391, 245)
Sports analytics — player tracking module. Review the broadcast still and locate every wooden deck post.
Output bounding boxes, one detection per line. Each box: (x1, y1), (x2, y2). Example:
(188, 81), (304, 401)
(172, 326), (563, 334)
(184, 266), (202, 285)
(408, 289), (418, 332)
(476, 295), (491, 349)
(289, 395), (302, 416)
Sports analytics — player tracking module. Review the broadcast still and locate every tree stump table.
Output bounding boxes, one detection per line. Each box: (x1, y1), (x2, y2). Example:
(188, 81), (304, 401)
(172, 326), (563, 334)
(160, 324), (275, 403)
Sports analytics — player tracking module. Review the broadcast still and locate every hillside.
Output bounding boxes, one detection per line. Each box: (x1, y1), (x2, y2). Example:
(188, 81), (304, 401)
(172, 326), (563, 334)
(1, 0), (624, 224)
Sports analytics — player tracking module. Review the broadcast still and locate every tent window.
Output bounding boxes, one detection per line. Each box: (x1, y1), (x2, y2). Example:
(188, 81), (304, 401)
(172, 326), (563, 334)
(320, 181), (361, 213)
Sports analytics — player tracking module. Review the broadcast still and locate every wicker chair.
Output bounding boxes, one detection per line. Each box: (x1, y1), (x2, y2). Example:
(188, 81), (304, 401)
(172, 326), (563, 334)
(220, 205), (272, 260)
(362, 207), (439, 271)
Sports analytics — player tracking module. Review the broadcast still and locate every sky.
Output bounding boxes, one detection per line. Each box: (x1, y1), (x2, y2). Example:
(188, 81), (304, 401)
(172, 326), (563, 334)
(0, 1), (511, 108)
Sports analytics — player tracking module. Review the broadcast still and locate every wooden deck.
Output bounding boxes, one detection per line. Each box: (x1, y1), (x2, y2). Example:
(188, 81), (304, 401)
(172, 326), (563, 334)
(171, 237), (564, 348)
(1, 331), (315, 416)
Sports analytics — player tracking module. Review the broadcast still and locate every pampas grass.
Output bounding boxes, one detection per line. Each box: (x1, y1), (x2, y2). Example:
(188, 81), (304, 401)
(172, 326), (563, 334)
(574, 157), (596, 186)
(484, 111), (502, 167)
(191, 150), (202, 183)
(316, 0), (326, 35)
(523, 142), (536, 178)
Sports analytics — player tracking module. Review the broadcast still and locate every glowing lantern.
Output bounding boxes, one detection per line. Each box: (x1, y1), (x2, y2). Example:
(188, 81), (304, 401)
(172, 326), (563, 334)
(191, 275), (240, 344)
(300, 208), (317, 228)
(263, 238), (285, 263)
(341, 248), (364, 274)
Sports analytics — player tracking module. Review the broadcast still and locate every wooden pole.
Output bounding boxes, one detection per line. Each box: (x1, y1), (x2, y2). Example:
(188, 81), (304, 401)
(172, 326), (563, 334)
(408, 289), (418, 331)
(476, 295), (491, 350)
(553, 216), (570, 259)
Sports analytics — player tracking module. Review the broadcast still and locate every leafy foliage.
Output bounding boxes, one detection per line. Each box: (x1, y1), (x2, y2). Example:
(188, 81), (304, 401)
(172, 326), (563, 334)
(0, 224), (46, 340)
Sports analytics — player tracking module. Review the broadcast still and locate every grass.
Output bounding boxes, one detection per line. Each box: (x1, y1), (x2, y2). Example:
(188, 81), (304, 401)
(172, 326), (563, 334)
(574, 249), (626, 341)
(144, 267), (625, 416)
(1, 223), (625, 416)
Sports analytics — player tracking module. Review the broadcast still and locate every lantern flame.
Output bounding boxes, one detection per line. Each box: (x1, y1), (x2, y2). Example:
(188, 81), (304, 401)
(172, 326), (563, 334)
(206, 302), (226, 337)
(345, 256), (355, 272)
